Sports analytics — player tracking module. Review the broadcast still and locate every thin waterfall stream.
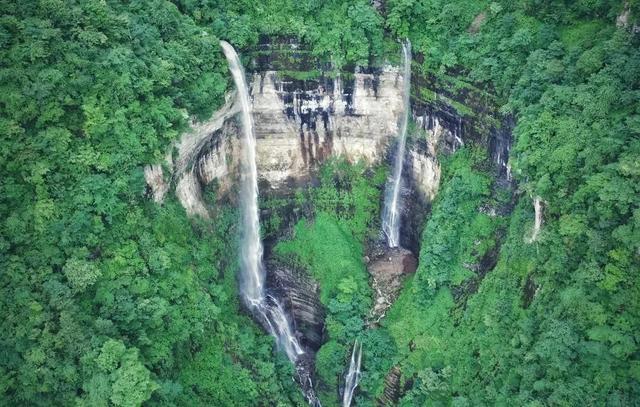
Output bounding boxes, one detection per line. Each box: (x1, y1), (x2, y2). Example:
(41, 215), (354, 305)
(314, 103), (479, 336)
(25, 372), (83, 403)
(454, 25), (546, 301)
(342, 340), (363, 407)
(340, 41), (413, 407)
(220, 41), (319, 405)
(382, 40), (412, 248)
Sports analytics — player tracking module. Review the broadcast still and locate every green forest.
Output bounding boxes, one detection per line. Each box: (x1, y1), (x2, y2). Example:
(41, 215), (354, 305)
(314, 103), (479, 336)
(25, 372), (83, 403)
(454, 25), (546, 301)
(1, 0), (639, 406)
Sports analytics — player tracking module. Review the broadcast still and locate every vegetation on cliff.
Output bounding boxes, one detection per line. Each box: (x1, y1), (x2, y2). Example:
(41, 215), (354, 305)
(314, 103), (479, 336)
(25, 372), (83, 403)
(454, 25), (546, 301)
(381, 0), (640, 404)
(0, 1), (302, 405)
(1, 0), (639, 406)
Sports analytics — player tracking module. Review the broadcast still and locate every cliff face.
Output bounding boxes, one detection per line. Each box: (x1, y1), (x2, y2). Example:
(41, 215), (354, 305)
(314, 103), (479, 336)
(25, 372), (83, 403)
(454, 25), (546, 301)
(267, 261), (325, 351)
(410, 69), (514, 187)
(143, 44), (516, 405)
(248, 68), (406, 188)
(147, 66), (420, 215)
(165, 94), (241, 217)
(145, 45), (513, 229)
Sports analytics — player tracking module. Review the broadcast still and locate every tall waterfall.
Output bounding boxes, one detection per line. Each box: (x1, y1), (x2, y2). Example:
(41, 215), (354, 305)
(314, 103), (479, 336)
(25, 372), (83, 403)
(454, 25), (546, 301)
(382, 40), (411, 248)
(220, 40), (304, 363)
(342, 340), (363, 407)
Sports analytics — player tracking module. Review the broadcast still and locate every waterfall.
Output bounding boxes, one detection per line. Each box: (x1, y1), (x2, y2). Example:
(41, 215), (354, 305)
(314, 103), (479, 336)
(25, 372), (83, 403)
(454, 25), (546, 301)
(530, 196), (544, 242)
(342, 340), (363, 407)
(220, 40), (305, 364)
(382, 40), (411, 248)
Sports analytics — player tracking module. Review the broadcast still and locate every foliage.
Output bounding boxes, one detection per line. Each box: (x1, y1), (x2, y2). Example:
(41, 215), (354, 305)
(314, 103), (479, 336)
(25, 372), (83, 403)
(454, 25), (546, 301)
(174, 0), (387, 67)
(273, 159), (385, 405)
(378, 0), (640, 404)
(310, 158), (388, 243)
(0, 1), (310, 405)
(380, 149), (500, 385)
(2, 0), (639, 405)
(414, 148), (497, 295)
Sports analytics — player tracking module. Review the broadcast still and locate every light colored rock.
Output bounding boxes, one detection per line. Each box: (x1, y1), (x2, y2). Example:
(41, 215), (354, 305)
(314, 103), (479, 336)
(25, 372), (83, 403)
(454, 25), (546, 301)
(173, 94), (240, 217)
(250, 68), (405, 187)
(176, 168), (209, 218)
(617, 4), (630, 28)
(469, 11), (487, 33)
(144, 164), (169, 203)
(175, 92), (240, 176)
(408, 112), (453, 201)
(616, 2), (640, 33)
(151, 66), (409, 214)
(409, 150), (441, 201)
(527, 196), (544, 243)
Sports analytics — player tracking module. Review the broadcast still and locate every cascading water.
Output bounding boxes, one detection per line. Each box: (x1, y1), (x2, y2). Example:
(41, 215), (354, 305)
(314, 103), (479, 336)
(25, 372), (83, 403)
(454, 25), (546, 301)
(382, 40), (412, 248)
(220, 41), (316, 396)
(342, 340), (363, 407)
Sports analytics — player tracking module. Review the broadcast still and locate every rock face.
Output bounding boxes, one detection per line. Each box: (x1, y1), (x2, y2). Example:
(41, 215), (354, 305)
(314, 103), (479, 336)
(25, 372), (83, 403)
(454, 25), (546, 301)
(187, 67), (407, 194)
(267, 261), (325, 351)
(250, 69), (405, 188)
(264, 261), (326, 405)
(367, 245), (417, 322)
(146, 66), (411, 216)
(379, 366), (403, 405)
(141, 42), (519, 406)
(145, 44), (516, 224)
(144, 93), (241, 218)
(174, 95), (241, 217)
(527, 196), (544, 243)
(144, 164), (169, 203)
(410, 73), (515, 188)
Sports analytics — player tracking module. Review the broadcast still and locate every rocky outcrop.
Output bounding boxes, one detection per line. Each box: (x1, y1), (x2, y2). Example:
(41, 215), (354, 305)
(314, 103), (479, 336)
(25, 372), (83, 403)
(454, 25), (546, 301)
(527, 196), (544, 243)
(408, 149), (441, 202)
(144, 164), (169, 203)
(379, 366), (403, 405)
(410, 71), (515, 187)
(147, 64), (408, 215)
(143, 93), (241, 217)
(145, 45), (515, 285)
(174, 95), (241, 217)
(267, 261), (325, 351)
(489, 116), (514, 186)
(617, 2), (640, 33)
(367, 245), (417, 323)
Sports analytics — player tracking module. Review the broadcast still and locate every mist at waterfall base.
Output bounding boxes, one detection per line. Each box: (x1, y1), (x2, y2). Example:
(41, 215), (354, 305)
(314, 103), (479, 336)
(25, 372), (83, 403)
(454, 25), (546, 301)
(342, 340), (363, 407)
(220, 41), (320, 406)
(382, 40), (412, 248)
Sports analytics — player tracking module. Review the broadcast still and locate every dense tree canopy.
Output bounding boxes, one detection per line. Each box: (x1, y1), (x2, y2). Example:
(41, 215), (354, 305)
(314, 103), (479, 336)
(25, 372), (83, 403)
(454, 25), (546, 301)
(1, 0), (638, 406)
(379, 0), (640, 404)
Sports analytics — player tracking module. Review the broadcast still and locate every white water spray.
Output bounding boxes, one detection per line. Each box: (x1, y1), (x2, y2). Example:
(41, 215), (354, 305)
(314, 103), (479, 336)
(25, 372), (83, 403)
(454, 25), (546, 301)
(529, 196), (544, 243)
(342, 340), (363, 407)
(220, 41), (304, 362)
(382, 40), (411, 248)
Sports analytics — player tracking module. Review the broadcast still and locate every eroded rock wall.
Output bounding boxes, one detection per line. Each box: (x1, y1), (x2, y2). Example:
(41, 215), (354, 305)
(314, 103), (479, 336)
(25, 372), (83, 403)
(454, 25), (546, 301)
(151, 65), (409, 217)
(249, 69), (405, 188)
(145, 49), (513, 224)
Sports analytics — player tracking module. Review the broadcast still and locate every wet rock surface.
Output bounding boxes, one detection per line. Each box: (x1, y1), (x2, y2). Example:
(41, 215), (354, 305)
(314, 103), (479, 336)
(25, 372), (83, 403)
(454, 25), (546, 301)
(378, 366), (403, 405)
(263, 260), (325, 406)
(250, 69), (405, 189)
(266, 261), (325, 352)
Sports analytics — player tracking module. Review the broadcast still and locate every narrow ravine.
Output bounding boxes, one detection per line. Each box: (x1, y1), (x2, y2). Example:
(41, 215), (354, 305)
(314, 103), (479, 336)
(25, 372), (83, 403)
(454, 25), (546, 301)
(341, 41), (414, 407)
(220, 41), (320, 406)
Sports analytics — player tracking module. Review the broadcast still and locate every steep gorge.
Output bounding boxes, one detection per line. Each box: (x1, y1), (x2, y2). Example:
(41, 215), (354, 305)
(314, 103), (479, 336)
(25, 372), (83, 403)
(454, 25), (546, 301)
(149, 38), (514, 227)
(145, 37), (516, 405)
(4, 1), (639, 406)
